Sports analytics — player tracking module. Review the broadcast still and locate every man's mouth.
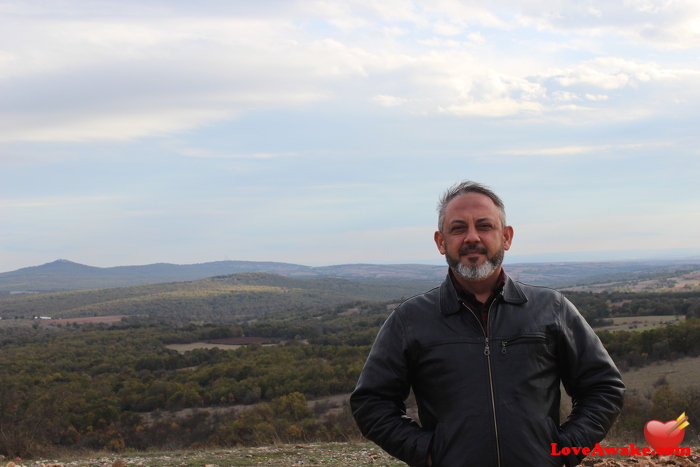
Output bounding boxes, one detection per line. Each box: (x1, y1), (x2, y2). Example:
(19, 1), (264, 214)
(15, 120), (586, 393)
(459, 245), (487, 256)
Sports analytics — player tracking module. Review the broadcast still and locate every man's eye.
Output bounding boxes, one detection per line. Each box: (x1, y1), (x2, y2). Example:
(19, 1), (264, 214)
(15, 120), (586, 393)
(451, 226), (467, 233)
(478, 224), (493, 230)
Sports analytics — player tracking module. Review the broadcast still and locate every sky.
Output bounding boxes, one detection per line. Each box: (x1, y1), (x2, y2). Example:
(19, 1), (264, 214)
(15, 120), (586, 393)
(1, 0), (700, 273)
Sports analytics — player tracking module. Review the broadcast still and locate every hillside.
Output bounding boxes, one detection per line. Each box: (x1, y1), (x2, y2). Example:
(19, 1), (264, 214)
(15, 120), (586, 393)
(3, 257), (700, 293)
(0, 259), (322, 293)
(0, 272), (434, 323)
(509, 259), (700, 292)
(621, 355), (700, 395)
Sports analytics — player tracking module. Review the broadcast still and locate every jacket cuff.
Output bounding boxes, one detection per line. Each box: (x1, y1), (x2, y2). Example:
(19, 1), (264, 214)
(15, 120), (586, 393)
(411, 431), (434, 467)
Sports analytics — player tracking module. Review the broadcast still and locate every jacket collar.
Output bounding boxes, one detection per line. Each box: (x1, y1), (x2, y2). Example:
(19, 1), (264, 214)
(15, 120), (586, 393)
(440, 269), (528, 315)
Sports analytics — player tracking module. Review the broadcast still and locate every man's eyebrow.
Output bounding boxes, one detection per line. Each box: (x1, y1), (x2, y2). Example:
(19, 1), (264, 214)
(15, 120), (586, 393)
(448, 220), (467, 227)
(449, 217), (494, 225)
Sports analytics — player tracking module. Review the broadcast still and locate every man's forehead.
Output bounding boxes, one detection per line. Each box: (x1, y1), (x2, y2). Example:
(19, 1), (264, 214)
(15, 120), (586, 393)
(444, 192), (499, 215)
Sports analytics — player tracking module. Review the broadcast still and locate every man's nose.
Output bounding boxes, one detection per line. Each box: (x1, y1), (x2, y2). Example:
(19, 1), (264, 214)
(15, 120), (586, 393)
(463, 227), (480, 243)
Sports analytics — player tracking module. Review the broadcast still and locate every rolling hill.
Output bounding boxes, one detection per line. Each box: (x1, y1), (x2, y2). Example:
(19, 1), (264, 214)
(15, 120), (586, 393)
(0, 272), (435, 323)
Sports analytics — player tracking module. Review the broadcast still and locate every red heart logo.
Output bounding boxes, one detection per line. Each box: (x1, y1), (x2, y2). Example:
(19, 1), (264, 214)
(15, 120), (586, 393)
(644, 420), (685, 452)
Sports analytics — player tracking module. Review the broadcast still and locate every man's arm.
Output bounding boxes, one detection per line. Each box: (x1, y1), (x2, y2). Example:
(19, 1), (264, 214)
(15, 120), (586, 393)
(350, 310), (433, 467)
(557, 296), (625, 467)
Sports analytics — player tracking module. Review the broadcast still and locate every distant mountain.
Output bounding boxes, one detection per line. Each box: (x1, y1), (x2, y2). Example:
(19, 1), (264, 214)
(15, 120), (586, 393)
(1, 257), (700, 294)
(507, 258), (700, 290)
(0, 259), (444, 293)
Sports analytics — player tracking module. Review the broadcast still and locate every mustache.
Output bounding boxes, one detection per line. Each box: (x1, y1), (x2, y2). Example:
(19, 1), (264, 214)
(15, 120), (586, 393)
(459, 244), (487, 255)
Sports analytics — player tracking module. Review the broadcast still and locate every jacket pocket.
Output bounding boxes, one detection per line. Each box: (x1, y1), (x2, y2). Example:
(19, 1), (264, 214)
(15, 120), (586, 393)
(499, 332), (548, 355)
(547, 416), (562, 444)
(547, 417), (566, 466)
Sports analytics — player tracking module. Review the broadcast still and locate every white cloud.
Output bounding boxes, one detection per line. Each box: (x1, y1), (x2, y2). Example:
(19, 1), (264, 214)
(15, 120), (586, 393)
(549, 57), (678, 89)
(0, 195), (122, 208)
(511, 0), (700, 48)
(466, 32), (486, 44)
(0, 108), (233, 143)
(497, 145), (602, 156)
(370, 94), (410, 107)
(432, 20), (464, 36)
(1, 0), (699, 274)
(1, 0), (700, 144)
(422, 0), (510, 29)
(494, 142), (672, 157)
(585, 93), (609, 101)
(551, 91), (582, 101)
(174, 146), (299, 159)
(441, 98), (544, 117)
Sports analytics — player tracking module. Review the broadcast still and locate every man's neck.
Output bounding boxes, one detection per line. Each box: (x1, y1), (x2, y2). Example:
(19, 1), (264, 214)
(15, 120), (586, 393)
(452, 267), (503, 304)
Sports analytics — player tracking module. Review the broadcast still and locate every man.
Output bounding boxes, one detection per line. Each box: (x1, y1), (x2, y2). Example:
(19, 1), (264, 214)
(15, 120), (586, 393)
(350, 181), (624, 467)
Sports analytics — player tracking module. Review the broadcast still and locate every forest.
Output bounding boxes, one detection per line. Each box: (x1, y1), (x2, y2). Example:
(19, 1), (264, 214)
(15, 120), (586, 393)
(0, 287), (699, 458)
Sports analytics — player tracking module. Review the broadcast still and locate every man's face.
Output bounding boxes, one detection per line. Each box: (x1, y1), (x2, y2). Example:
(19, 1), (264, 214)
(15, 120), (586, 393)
(434, 193), (513, 282)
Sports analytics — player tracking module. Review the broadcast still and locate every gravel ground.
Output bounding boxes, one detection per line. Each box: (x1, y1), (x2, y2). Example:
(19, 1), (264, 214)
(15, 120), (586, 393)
(10, 444), (405, 467)
(7, 443), (700, 467)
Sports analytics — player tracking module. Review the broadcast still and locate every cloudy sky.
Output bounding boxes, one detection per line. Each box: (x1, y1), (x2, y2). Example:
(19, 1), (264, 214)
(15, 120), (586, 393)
(1, 0), (699, 272)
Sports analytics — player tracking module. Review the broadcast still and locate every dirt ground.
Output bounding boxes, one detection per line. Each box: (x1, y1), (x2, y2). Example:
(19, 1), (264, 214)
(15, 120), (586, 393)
(582, 453), (700, 466)
(13, 445), (700, 467)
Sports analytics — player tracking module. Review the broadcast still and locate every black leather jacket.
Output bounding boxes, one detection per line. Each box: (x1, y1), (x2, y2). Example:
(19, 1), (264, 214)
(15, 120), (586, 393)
(351, 273), (624, 467)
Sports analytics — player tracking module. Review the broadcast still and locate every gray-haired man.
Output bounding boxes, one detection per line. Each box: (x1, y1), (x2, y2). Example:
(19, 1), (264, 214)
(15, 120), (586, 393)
(351, 181), (624, 467)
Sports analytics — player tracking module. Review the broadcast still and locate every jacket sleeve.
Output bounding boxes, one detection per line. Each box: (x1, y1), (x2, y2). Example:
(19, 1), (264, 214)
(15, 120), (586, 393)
(557, 295), (625, 467)
(350, 309), (433, 467)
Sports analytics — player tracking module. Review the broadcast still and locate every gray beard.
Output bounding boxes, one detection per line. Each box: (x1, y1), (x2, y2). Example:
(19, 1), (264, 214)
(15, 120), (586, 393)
(446, 245), (505, 282)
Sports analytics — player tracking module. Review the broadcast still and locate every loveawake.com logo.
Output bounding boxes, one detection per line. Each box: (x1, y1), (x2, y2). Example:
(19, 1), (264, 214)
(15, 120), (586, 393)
(550, 442), (690, 457)
(551, 412), (691, 457)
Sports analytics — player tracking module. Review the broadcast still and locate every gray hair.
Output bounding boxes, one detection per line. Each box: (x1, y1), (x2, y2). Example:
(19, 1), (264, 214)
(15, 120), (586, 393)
(437, 181), (506, 232)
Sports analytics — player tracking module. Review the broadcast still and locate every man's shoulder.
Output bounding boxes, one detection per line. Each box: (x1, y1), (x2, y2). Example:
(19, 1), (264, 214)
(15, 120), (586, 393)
(505, 277), (567, 306)
(513, 279), (562, 296)
(393, 284), (442, 314)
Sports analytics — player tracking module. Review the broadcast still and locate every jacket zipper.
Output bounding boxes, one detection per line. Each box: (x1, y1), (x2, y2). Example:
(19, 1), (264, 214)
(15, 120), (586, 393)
(461, 298), (502, 467)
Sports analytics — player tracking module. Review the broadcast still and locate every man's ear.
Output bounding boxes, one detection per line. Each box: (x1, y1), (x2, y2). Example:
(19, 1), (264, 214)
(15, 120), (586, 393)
(503, 225), (514, 251)
(434, 230), (446, 255)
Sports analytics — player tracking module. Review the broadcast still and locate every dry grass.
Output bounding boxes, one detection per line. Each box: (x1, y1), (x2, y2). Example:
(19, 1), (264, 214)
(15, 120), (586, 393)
(165, 343), (279, 353)
(621, 356), (700, 395)
(165, 343), (246, 352)
(596, 315), (685, 333)
(17, 443), (700, 467)
(49, 315), (129, 325)
(25, 443), (406, 467)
